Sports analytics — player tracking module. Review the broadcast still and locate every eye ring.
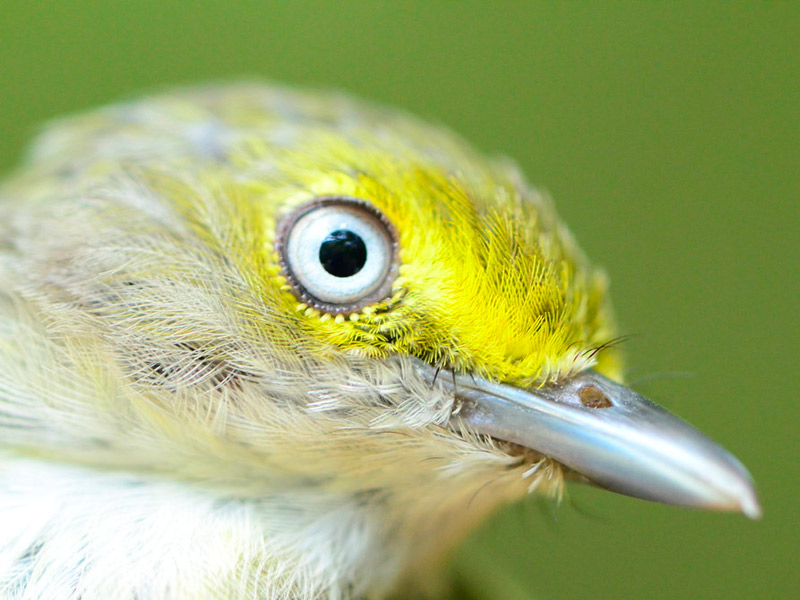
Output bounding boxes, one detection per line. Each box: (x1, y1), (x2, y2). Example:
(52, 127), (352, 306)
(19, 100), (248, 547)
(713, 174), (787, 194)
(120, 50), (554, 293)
(275, 196), (400, 315)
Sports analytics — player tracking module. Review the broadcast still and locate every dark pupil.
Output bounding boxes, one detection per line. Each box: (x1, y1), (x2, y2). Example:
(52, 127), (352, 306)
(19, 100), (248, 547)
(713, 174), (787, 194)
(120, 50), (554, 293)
(319, 229), (367, 277)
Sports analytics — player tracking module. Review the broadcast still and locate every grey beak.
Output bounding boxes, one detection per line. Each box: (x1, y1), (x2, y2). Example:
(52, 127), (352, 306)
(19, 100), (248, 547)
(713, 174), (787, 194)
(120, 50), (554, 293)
(416, 363), (761, 518)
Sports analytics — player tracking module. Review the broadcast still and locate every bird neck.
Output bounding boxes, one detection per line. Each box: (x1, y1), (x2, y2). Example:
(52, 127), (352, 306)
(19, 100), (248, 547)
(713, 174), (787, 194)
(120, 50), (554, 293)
(0, 457), (513, 599)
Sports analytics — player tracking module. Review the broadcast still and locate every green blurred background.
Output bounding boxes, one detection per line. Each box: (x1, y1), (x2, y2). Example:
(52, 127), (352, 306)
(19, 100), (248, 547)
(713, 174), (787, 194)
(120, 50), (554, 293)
(1, 2), (797, 598)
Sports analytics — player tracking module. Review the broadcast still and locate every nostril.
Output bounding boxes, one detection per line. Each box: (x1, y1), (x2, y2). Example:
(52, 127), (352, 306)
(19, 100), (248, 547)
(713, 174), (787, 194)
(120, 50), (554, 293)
(579, 385), (612, 408)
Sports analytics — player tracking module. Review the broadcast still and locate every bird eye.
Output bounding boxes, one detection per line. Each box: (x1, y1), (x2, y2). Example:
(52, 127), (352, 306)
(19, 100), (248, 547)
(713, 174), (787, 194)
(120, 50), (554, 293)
(275, 197), (399, 314)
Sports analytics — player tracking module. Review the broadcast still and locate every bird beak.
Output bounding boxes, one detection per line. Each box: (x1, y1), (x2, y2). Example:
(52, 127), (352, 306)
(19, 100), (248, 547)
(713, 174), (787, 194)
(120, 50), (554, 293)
(415, 362), (761, 518)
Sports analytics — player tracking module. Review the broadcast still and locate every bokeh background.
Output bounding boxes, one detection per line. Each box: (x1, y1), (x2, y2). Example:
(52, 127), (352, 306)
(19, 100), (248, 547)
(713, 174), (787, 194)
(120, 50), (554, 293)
(1, 2), (797, 599)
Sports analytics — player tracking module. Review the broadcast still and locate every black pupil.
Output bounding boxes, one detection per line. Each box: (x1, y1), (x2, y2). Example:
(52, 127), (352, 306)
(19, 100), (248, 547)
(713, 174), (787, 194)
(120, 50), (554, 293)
(319, 229), (367, 278)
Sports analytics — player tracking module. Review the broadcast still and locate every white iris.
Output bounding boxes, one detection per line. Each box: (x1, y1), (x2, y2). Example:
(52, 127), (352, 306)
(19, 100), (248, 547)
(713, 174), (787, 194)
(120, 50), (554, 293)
(284, 204), (393, 305)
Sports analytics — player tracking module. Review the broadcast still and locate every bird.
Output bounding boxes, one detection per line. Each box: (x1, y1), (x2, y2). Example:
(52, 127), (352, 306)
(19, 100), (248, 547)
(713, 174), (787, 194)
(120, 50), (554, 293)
(0, 83), (759, 600)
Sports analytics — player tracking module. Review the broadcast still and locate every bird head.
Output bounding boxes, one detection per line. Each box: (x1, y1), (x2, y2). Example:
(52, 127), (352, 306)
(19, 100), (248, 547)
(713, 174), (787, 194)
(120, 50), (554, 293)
(0, 84), (758, 597)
